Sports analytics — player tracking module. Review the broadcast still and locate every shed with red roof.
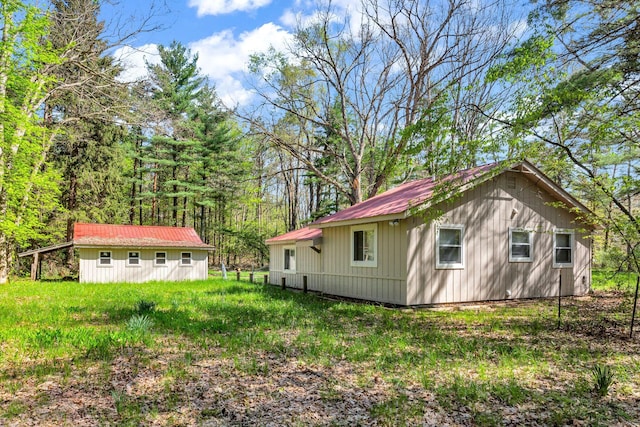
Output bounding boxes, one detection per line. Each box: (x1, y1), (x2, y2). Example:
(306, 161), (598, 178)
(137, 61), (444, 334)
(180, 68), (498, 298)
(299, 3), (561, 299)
(266, 160), (596, 305)
(74, 223), (213, 283)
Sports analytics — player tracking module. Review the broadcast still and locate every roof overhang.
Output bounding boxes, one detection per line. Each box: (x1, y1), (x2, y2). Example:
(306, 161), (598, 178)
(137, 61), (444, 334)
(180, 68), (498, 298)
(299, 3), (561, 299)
(73, 243), (214, 251)
(18, 241), (74, 257)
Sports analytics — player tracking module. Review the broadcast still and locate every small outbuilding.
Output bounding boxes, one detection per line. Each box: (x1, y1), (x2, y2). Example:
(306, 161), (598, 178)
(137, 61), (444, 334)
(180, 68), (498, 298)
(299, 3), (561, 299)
(74, 223), (213, 283)
(266, 160), (596, 306)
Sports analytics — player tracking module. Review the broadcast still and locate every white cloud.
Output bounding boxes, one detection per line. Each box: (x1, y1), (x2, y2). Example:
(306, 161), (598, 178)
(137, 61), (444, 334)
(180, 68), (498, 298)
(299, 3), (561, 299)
(190, 22), (293, 106)
(112, 44), (160, 83)
(188, 0), (272, 16)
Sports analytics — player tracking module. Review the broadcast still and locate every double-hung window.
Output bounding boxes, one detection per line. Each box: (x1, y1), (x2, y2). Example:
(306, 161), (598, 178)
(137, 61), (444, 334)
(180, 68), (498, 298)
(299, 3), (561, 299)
(351, 224), (377, 267)
(155, 252), (167, 266)
(284, 247), (296, 272)
(127, 251), (140, 266)
(181, 252), (192, 266)
(553, 230), (574, 267)
(509, 228), (533, 262)
(436, 225), (464, 269)
(98, 251), (112, 266)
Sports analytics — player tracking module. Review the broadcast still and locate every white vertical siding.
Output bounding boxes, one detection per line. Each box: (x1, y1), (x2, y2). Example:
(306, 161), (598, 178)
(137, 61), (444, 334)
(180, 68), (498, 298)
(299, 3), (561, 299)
(319, 220), (407, 305)
(406, 172), (592, 305)
(268, 242), (323, 290)
(79, 248), (209, 283)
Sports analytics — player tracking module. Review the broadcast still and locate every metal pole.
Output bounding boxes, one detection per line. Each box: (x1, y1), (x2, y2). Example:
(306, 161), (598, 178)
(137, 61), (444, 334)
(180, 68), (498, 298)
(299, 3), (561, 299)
(630, 275), (639, 338)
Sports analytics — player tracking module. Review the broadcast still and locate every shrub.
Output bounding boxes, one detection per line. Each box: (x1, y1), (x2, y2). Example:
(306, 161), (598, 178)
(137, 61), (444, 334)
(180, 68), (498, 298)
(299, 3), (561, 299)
(135, 299), (156, 314)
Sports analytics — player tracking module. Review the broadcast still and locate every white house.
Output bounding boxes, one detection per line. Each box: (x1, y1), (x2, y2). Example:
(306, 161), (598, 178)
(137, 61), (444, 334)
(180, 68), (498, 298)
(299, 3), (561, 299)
(266, 161), (596, 306)
(74, 223), (213, 283)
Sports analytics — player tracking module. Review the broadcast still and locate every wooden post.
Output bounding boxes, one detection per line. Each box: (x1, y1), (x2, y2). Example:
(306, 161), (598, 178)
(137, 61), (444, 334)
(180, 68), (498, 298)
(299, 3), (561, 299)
(303, 275), (308, 293)
(263, 274), (268, 285)
(630, 275), (639, 338)
(557, 272), (562, 329)
(249, 273), (254, 283)
(281, 277), (286, 289)
(30, 253), (39, 281)
(236, 270), (241, 281)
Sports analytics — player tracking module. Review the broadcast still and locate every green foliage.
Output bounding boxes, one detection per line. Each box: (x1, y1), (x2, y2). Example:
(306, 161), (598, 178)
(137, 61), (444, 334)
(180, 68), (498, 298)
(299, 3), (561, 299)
(135, 299), (156, 314)
(592, 365), (615, 397)
(0, 277), (637, 424)
(0, 1), (64, 280)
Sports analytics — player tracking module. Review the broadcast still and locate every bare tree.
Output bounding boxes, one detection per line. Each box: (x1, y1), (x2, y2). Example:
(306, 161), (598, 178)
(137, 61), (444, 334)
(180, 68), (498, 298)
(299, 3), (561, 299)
(243, 0), (522, 208)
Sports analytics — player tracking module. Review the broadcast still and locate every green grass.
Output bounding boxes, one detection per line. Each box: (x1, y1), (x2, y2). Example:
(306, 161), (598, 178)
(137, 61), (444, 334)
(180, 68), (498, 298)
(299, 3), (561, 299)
(0, 271), (638, 425)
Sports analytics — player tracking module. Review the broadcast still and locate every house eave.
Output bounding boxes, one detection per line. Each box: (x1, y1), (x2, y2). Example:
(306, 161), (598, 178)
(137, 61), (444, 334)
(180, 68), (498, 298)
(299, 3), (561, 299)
(73, 243), (214, 251)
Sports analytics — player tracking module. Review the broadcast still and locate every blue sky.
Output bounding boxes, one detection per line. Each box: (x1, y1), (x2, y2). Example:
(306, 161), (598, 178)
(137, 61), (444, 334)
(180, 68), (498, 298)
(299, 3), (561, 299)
(102, 0), (361, 107)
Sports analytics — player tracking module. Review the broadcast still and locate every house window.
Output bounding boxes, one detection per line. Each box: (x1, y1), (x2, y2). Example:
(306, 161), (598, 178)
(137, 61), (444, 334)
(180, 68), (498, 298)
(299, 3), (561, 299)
(181, 252), (192, 266)
(351, 224), (377, 267)
(127, 251), (140, 266)
(509, 228), (533, 262)
(155, 252), (167, 266)
(436, 225), (464, 269)
(554, 230), (574, 267)
(284, 247), (296, 272)
(98, 251), (111, 266)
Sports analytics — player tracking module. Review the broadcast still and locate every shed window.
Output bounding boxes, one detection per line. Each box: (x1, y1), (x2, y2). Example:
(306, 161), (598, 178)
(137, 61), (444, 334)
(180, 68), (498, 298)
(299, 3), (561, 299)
(181, 252), (192, 265)
(284, 247), (296, 272)
(553, 230), (574, 267)
(436, 225), (464, 269)
(351, 224), (377, 267)
(509, 229), (533, 262)
(99, 251), (111, 266)
(155, 252), (167, 266)
(127, 251), (140, 266)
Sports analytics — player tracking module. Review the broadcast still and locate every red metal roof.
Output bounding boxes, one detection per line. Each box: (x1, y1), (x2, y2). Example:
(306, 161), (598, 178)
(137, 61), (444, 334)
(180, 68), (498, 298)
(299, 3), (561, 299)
(265, 226), (322, 244)
(312, 163), (500, 225)
(73, 223), (213, 249)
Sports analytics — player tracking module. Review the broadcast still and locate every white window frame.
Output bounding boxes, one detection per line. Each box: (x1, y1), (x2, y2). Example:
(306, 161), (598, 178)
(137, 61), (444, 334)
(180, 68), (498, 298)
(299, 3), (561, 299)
(436, 224), (465, 269)
(180, 252), (192, 266)
(155, 251), (167, 267)
(350, 223), (377, 268)
(553, 229), (574, 268)
(509, 228), (533, 262)
(283, 246), (296, 272)
(98, 250), (112, 267)
(127, 251), (141, 267)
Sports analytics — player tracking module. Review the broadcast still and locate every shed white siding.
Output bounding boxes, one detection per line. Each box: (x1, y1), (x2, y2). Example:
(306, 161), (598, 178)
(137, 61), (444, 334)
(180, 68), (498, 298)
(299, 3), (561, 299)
(406, 171), (591, 305)
(268, 242), (323, 290)
(319, 220), (407, 305)
(78, 248), (209, 283)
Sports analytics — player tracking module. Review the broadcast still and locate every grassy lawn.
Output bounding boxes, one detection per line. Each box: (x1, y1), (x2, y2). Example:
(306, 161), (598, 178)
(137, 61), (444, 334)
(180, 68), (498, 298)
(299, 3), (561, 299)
(0, 271), (639, 426)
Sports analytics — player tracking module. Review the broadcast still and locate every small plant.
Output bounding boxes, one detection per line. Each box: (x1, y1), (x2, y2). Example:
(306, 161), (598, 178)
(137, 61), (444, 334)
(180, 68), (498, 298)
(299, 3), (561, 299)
(135, 299), (156, 314)
(592, 364), (615, 397)
(126, 314), (154, 335)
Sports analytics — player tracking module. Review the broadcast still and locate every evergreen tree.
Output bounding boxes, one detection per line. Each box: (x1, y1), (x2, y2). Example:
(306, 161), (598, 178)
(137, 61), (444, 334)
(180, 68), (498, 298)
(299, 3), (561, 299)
(45, 0), (131, 264)
(144, 41), (204, 226)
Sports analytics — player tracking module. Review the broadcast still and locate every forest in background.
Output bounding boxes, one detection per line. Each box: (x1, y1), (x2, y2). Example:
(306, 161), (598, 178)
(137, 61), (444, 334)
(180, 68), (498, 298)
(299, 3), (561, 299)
(1, 0), (638, 281)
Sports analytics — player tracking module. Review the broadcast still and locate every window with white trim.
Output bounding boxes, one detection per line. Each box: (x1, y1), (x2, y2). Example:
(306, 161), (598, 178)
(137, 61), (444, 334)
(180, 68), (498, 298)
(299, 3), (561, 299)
(509, 228), (533, 262)
(436, 225), (464, 269)
(553, 230), (574, 267)
(127, 251), (140, 266)
(155, 252), (167, 266)
(98, 251), (112, 266)
(351, 224), (377, 267)
(284, 247), (296, 272)
(181, 252), (192, 266)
